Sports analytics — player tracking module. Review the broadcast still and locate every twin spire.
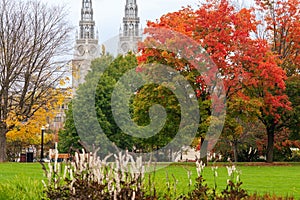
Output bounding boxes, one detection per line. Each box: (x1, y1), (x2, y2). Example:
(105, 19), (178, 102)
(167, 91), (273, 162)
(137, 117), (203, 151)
(72, 0), (142, 89)
(76, 0), (142, 54)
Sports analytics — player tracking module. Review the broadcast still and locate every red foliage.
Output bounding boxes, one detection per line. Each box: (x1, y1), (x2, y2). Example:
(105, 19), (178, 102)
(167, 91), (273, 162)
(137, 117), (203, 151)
(255, 0), (300, 76)
(138, 0), (291, 122)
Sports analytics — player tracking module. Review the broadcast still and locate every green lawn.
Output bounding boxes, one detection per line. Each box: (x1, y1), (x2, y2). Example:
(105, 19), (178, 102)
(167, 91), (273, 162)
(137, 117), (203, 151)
(150, 163), (300, 198)
(0, 163), (45, 200)
(0, 163), (44, 181)
(0, 162), (300, 199)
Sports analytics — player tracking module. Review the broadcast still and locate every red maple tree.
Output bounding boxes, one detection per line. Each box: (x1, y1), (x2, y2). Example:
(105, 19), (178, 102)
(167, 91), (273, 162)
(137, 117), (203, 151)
(138, 0), (291, 162)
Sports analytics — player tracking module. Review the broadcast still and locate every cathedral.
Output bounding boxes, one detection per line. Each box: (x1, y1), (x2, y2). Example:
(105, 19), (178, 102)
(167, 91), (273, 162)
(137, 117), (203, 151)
(72, 0), (142, 89)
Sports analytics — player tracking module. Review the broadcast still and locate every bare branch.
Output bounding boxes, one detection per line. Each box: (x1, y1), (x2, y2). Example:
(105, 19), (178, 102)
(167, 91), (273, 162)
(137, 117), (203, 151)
(0, 0), (73, 161)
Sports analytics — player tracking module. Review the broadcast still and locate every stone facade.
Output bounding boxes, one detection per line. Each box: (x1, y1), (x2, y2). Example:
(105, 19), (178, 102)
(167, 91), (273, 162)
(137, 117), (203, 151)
(72, 0), (100, 89)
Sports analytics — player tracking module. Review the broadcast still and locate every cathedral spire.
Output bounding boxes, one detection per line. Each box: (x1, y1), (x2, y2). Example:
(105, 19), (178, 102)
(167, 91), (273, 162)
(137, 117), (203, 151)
(118, 0), (142, 54)
(123, 0), (139, 37)
(78, 0), (97, 42)
(72, 0), (100, 90)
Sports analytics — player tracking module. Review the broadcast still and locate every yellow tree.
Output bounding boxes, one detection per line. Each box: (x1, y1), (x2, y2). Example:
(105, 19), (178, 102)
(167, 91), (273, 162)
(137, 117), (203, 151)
(6, 88), (67, 159)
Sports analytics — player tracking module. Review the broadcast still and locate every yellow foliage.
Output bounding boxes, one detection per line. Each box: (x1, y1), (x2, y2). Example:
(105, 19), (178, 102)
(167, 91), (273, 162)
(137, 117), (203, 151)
(59, 79), (66, 86)
(234, 125), (243, 135)
(6, 88), (69, 145)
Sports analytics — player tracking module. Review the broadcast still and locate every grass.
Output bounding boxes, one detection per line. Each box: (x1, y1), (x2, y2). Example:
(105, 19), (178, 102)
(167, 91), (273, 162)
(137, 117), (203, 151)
(0, 162), (300, 199)
(146, 162), (300, 199)
(0, 163), (45, 200)
(0, 163), (44, 181)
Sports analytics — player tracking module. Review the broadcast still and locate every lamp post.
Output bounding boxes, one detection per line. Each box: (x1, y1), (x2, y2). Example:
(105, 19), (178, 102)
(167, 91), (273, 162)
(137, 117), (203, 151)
(41, 126), (45, 161)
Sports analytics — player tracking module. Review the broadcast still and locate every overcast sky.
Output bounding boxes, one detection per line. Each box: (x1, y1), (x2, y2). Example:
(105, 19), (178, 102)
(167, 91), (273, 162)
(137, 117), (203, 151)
(43, 0), (199, 44)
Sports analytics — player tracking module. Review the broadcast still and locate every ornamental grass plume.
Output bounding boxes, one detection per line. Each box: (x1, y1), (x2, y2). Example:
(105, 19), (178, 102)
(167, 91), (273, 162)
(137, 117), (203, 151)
(195, 160), (205, 177)
(42, 147), (146, 200)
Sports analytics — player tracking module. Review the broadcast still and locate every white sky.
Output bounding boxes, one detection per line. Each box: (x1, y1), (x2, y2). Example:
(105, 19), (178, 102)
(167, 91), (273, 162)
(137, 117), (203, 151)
(43, 0), (200, 44)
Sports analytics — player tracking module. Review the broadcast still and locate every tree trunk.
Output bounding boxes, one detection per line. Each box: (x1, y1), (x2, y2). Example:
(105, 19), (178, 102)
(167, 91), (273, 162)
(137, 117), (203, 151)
(266, 128), (275, 163)
(0, 123), (7, 162)
(233, 140), (238, 162)
(200, 138), (208, 165)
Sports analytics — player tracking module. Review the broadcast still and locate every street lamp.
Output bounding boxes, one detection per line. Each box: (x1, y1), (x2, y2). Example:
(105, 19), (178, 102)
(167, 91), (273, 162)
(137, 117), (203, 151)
(40, 126), (45, 161)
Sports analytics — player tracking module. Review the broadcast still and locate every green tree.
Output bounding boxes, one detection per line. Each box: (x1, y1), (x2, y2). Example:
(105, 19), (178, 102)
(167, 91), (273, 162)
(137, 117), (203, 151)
(132, 83), (181, 152)
(94, 53), (138, 151)
(134, 48), (213, 161)
(285, 75), (300, 140)
(63, 53), (139, 155)
(220, 97), (262, 162)
(58, 102), (82, 153)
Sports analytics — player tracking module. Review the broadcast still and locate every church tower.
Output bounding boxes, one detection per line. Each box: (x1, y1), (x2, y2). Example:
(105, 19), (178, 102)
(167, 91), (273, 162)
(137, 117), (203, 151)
(118, 0), (142, 54)
(72, 0), (100, 89)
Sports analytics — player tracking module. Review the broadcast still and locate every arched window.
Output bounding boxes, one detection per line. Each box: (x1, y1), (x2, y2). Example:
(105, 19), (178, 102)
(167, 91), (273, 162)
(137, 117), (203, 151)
(84, 26), (90, 38)
(130, 7), (134, 17)
(83, 12), (90, 20)
(85, 1), (90, 8)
